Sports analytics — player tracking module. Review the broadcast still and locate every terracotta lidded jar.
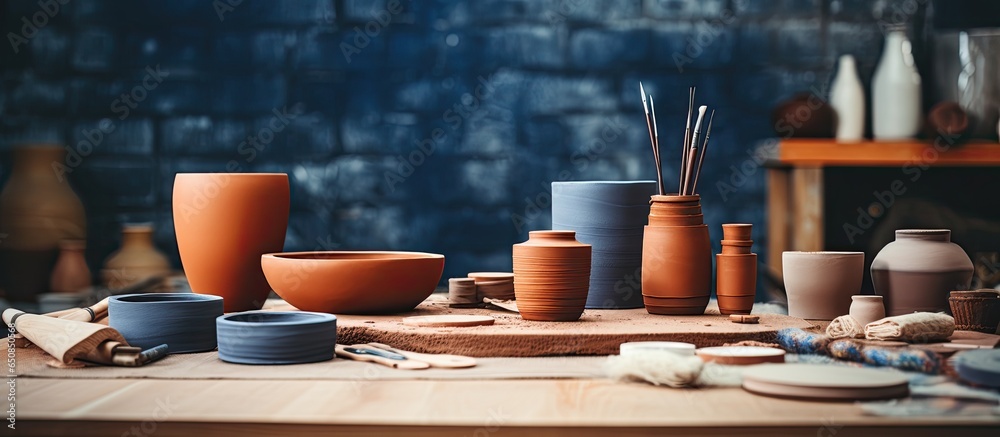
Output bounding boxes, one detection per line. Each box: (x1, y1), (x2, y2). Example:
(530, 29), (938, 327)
(716, 224), (757, 315)
(849, 295), (885, 326)
(102, 223), (172, 290)
(49, 240), (92, 294)
(0, 145), (87, 302)
(173, 173), (289, 312)
(871, 229), (973, 316)
(512, 231), (591, 321)
(642, 195), (711, 315)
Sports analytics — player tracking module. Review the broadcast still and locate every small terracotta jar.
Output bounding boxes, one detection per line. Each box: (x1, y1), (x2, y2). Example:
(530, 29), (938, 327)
(642, 195), (711, 315)
(512, 231), (591, 321)
(871, 229), (974, 316)
(49, 240), (92, 294)
(102, 223), (172, 290)
(716, 224), (757, 315)
(849, 295), (885, 326)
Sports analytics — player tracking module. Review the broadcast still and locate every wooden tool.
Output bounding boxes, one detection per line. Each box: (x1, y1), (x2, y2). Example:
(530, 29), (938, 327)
(367, 342), (477, 368)
(3, 308), (167, 367)
(334, 344), (429, 370)
(402, 315), (495, 328)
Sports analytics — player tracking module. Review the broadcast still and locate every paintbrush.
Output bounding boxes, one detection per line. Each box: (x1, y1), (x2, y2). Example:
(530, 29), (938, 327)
(650, 95), (663, 194)
(691, 110), (715, 194)
(639, 82), (665, 195)
(680, 87), (695, 194)
(683, 106), (708, 195)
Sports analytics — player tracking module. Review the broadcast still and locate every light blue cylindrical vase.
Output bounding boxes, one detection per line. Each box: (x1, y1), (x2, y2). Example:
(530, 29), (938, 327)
(552, 181), (656, 309)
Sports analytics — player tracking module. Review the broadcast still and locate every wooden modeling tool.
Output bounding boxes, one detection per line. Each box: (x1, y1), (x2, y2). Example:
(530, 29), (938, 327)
(3, 308), (167, 367)
(367, 342), (477, 368)
(334, 344), (430, 370)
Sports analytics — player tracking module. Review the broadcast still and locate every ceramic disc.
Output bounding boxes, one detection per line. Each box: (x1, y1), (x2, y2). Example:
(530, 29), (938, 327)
(402, 315), (495, 327)
(954, 349), (1000, 388)
(696, 346), (785, 365)
(742, 364), (910, 401)
(619, 341), (696, 357)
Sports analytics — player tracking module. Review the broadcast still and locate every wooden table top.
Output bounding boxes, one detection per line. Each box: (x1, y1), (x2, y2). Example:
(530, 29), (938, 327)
(17, 376), (1000, 436)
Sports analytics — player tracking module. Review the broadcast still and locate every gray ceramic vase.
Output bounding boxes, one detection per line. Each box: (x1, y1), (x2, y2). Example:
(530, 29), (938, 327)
(551, 181), (657, 309)
(216, 311), (337, 365)
(109, 293), (224, 353)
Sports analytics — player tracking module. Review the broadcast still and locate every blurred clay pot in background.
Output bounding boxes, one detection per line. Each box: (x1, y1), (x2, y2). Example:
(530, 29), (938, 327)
(173, 173), (289, 312)
(0, 145), (87, 302)
(102, 223), (172, 291)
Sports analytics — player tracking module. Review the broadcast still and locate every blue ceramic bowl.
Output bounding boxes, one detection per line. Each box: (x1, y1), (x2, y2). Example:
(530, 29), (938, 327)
(109, 293), (224, 353)
(216, 311), (337, 365)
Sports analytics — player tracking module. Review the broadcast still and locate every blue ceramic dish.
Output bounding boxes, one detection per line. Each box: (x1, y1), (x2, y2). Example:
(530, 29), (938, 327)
(109, 293), (224, 353)
(216, 311), (337, 365)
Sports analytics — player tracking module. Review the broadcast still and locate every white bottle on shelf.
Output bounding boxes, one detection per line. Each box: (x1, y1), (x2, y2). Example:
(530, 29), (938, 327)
(830, 55), (865, 142)
(872, 29), (922, 140)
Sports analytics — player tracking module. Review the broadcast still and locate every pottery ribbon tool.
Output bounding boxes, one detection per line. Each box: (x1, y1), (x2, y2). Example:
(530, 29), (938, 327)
(3, 308), (167, 367)
(367, 342), (477, 368)
(334, 344), (430, 370)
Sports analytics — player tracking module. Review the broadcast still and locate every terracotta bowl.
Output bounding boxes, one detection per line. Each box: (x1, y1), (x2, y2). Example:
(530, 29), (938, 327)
(261, 251), (445, 314)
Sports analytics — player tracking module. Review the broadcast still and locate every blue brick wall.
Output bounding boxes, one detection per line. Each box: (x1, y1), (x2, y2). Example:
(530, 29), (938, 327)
(0, 0), (929, 286)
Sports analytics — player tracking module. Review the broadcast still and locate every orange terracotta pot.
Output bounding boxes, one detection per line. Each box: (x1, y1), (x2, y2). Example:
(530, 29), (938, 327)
(642, 195), (711, 315)
(512, 231), (591, 322)
(173, 173), (289, 312)
(721, 223), (753, 240)
(716, 253), (757, 315)
(642, 295), (710, 315)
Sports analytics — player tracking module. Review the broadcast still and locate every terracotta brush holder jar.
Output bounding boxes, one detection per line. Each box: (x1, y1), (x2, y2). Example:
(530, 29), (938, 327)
(871, 229), (973, 316)
(512, 231), (591, 321)
(642, 195), (711, 315)
(716, 224), (757, 315)
(173, 173), (289, 312)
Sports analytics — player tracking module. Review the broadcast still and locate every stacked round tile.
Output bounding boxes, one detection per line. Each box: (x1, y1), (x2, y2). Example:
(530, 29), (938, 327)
(512, 231), (592, 321)
(448, 278), (479, 307)
(468, 272), (514, 300)
(551, 181), (656, 309)
(716, 223), (757, 315)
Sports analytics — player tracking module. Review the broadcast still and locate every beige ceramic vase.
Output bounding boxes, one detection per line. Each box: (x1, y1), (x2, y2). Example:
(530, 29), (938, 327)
(849, 295), (885, 326)
(102, 223), (172, 291)
(783, 251), (864, 320)
(0, 145), (87, 302)
(49, 240), (92, 294)
(871, 229), (973, 316)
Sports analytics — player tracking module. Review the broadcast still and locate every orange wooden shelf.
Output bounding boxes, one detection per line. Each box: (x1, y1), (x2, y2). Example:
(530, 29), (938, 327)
(777, 139), (1000, 166)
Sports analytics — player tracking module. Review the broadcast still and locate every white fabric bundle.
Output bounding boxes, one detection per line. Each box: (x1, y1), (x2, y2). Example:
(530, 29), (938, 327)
(603, 350), (742, 388)
(827, 315), (865, 339)
(864, 312), (955, 342)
